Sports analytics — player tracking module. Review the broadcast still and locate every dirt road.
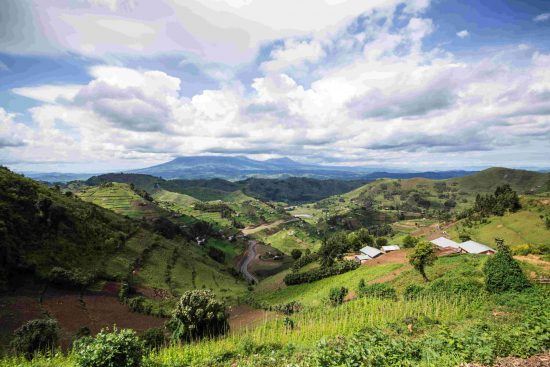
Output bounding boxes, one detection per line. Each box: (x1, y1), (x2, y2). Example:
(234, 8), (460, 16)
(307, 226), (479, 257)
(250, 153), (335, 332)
(240, 240), (258, 284)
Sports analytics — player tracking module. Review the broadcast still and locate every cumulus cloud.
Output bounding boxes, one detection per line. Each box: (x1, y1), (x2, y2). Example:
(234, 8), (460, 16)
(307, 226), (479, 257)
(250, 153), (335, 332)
(0, 0), (429, 63)
(0, 108), (31, 148)
(533, 13), (550, 22)
(3, 1), (550, 170)
(456, 29), (469, 38)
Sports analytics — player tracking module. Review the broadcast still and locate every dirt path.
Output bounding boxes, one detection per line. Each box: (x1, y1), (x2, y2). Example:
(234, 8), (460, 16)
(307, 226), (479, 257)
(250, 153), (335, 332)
(240, 240), (258, 284)
(241, 218), (298, 236)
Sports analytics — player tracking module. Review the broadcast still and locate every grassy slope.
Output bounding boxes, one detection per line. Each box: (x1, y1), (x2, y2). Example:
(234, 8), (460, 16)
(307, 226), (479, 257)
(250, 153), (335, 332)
(76, 183), (162, 219)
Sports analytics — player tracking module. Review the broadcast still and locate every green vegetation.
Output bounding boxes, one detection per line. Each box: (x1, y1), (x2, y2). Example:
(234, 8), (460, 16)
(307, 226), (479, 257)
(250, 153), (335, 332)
(10, 319), (59, 360)
(74, 328), (143, 367)
(408, 242), (437, 282)
(167, 290), (229, 342)
(328, 286), (348, 306)
(484, 239), (531, 293)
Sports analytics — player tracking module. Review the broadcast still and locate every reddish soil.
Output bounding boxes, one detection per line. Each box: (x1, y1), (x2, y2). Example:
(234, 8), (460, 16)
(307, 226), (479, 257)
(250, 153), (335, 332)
(227, 304), (274, 331)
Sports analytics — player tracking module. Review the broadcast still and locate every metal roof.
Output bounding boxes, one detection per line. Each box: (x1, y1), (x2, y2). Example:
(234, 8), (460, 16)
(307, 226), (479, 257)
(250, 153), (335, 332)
(382, 245), (400, 252)
(355, 254), (371, 261)
(459, 240), (495, 254)
(430, 237), (460, 249)
(359, 246), (383, 258)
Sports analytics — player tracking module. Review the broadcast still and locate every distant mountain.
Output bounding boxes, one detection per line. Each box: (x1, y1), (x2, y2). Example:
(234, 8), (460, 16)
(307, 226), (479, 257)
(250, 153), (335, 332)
(24, 172), (96, 183)
(128, 155), (474, 180)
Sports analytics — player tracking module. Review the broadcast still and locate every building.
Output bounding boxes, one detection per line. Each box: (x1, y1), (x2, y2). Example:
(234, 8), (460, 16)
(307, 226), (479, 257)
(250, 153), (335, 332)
(355, 254), (371, 264)
(430, 237), (460, 249)
(459, 240), (495, 255)
(381, 245), (400, 252)
(359, 245), (383, 258)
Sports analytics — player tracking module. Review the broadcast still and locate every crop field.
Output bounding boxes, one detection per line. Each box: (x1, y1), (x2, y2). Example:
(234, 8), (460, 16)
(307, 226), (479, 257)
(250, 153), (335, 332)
(76, 183), (161, 219)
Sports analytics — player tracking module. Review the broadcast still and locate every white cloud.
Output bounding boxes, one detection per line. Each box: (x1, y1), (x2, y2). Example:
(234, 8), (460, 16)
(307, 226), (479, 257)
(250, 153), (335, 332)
(0, 108), (31, 148)
(1, 0), (429, 63)
(456, 29), (469, 38)
(533, 13), (550, 22)
(261, 39), (326, 73)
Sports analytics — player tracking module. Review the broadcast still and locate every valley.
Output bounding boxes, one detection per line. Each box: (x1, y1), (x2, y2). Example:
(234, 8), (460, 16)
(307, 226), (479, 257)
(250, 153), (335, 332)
(0, 166), (549, 366)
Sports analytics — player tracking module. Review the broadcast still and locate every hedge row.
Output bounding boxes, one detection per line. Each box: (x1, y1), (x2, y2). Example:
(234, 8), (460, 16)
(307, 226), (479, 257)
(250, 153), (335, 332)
(284, 260), (359, 285)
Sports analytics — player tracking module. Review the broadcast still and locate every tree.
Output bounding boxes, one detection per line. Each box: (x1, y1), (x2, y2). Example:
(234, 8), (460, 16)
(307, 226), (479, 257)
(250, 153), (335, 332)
(11, 318), (59, 359)
(375, 237), (388, 249)
(402, 235), (418, 249)
(291, 249), (303, 260)
(408, 242), (437, 282)
(347, 228), (373, 251)
(484, 239), (530, 293)
(167, 290), (229, 342)
(74, 327), (144, 367)
(318, 232), (348, 267)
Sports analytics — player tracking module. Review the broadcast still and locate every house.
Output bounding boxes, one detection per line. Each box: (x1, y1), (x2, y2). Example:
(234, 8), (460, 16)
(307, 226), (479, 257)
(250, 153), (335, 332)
(381, 245), (400, 252)
(459, 240), (495, 255)
(355, 254), (372, 264)
(359, 246), (383, 258)
(430, 237), (460, 249)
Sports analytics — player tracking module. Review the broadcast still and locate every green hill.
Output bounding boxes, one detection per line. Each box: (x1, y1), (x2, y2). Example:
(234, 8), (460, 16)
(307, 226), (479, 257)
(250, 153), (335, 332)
(449, 167), (549, 194)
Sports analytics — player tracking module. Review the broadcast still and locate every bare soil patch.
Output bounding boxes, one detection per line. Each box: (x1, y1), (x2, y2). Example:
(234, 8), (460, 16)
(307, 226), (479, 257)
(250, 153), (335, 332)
(464, 353), (550, 367)
(228, 304), (274, 331)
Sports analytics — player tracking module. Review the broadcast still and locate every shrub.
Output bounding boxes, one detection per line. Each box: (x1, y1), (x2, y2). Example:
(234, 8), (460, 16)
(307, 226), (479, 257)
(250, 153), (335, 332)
(375, 237), (388, 249)
(140, 328), (165, 350)
(74, 327), (144, 367)
(402, 235), (418, 249)
(167, 290), (229, 342)
(357, 282), (397, 300)
(291, 252), (318, 271)
(328, 287), (348, 306)
(48, 267), (93, 288)
(425, 278), (484, 297)
(291, 249), (303, 260)
(403, 284), (424, 300)
(118, 282), (131, 301)
(11, 318), (59, 359)
(271, 301), (302, 315)
(207, 246), (226, 263)
(484, 239), (530, 293)
(284, 260), (359, 285)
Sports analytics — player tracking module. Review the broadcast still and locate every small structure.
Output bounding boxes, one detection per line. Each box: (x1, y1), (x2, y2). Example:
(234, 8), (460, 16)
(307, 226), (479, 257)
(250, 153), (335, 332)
(381, 245), (400, 252)
(430, 237), (460, 249)
(459, 240), (495, 255)
(359, 246), (383, 259)
(355, 254), (371, 264)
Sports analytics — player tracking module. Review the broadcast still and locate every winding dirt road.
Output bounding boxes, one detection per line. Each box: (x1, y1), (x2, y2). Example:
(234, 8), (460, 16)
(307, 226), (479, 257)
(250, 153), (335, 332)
(240, 240), (258, 284)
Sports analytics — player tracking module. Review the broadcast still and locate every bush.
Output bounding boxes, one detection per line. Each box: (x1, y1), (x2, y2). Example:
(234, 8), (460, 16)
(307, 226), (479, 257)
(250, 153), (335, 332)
(357, 282), (397, 300)
(11, 318), (59, 359)
(484, 239), (530, 293)
(291, 252), (318, 271)
(375, 237), (388, 249)
(425, 278), (484, 297)
(140, 328), (165, 350)
(271, 301), (302, 315)
(402, 235), (418, 249)
(291, 249), (302, 260)
(167, 290), (229, 342)
(48, 267), (93, 288)
(207, 246), (226, 263)
(403, 284), (424, 300)
(74, 327), (144, 367)
(284, 260), (359, 285)
(328, 287), (348, 306)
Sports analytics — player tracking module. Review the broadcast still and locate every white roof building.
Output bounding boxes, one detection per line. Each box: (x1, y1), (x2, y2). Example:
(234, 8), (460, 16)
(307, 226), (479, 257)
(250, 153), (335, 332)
(459, 240), (495, 254)
(355, 254), (371, 261)
(360, 246), (383, 258)
(430, 237), (460, 249)
(381, 245), (400, 252)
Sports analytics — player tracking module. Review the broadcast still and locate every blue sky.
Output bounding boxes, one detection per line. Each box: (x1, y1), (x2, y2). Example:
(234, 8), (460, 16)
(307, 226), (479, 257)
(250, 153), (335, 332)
(0, 0), (549, 172)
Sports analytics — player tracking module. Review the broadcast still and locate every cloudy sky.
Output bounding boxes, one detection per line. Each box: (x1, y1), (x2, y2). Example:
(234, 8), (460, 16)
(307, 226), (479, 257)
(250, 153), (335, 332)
(0, 0), (549, 172)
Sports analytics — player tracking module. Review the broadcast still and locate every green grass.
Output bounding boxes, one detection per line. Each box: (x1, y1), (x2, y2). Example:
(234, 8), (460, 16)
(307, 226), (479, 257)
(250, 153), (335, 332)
(254, 263), (403, 307)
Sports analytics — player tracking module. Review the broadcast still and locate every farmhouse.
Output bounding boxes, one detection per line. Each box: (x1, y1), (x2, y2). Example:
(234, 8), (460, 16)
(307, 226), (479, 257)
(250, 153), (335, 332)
(430, 237), (460, 249)
(360, 245), (383, 258)
(459, 240), (495, 255)
(381, 245), (400, 252)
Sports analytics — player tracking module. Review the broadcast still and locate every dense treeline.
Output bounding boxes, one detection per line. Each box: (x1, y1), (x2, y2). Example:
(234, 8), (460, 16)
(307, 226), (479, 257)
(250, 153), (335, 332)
(283, 261), (359, 285)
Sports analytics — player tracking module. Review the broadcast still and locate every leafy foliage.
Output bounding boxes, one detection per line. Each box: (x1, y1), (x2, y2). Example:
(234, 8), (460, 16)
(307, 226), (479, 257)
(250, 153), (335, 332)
(74, 327), (144, 367)
(328, 287), (348, 306)
(484, 239), (530, 293)
(318, 232), (348, 267)
(167, 290), (229, 342)
(290, 249), (302, 260)
(283, 260), (359, 286)
(401, 235), (418, 249)
(11, 318), (59, 359)
(408, 242), (437, 282)
(357, 282), (397, 300)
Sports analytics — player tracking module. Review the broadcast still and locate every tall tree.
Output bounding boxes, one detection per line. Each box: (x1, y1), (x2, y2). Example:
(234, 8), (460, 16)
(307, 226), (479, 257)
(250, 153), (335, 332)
(408, 242), (437, 282)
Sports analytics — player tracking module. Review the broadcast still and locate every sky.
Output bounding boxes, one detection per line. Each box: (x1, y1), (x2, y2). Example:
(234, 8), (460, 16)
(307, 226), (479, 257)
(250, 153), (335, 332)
(0, 0), (549, 173)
